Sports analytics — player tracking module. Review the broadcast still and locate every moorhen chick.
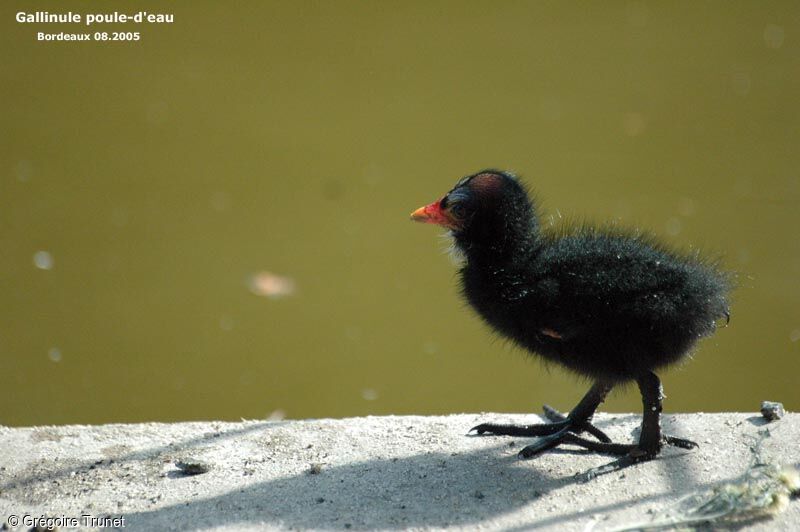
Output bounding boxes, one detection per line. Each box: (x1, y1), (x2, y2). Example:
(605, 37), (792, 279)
(411, 170), (730, 465)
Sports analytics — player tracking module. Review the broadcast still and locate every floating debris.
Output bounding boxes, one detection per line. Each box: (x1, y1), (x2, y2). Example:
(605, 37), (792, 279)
(47, 347), (62, 362)
(33, 250), (53, 270)
(16, 160), (33, 182)
(219, 315), (235, 331)
(623, 112), (646, 137)
(361, 388), (378, 401)
(210, 191), (231, 212)
(248, 271), (295, 299)
(763, 24), (785, 49)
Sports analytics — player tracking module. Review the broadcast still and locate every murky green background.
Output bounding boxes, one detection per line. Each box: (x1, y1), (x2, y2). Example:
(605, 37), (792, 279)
(2, 2), (798, 427)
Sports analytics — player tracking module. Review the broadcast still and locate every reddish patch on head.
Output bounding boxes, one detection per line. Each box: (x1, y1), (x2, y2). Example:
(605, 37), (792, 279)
(469, 172), (504, 194)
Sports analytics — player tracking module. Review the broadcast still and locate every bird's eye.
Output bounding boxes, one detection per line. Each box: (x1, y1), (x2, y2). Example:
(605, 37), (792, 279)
(449, 202), (467, 219)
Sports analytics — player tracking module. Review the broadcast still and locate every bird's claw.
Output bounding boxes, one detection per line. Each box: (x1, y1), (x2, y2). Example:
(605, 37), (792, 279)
(469, 421), (566, 437)
(664, 435), (698, 450)
(470, 423), (498, 435)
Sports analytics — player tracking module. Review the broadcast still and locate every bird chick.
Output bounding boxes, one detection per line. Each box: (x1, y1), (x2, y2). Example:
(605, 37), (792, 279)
(411, 170), (730, 465)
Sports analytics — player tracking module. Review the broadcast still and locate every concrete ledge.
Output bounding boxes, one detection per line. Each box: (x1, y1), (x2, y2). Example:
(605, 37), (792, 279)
(1, 413), (798, 530)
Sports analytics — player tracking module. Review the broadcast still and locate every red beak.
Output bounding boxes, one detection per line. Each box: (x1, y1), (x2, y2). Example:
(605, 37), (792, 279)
(410, 199), (458, 229)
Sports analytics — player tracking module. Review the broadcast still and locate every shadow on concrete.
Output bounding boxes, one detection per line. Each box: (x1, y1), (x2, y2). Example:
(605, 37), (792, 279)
(746, 415), (771, 427)
(123, 442), (699, 530)
(0, 421), (283, 496)
(1, 414), (734, 530)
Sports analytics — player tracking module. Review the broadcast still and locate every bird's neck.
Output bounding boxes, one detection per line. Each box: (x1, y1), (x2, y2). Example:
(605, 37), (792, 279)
(457, 209), (540, 269)
(457, 215), (541, 338)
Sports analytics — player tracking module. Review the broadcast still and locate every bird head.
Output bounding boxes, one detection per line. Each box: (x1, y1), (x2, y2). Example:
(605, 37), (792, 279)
(410, 170), (534, 250)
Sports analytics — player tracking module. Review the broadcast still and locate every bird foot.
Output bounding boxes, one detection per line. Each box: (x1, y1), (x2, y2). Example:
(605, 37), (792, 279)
(470, 402), (697, 463)
(470, 404), (611, 443)
(517, 431), (697, 463)
(581, 435), (699, 480)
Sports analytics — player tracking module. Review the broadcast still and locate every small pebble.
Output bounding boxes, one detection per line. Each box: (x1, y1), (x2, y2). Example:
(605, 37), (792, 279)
(761, 401), (785, 421)
(175, 460), (211, 475)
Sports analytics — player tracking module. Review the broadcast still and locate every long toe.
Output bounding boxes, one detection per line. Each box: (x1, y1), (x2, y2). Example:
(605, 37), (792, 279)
(470, 421), (568, 437)
(512, 429), (642, 461)
(629, 435), (698, 458)
(576, 421), (611, 443)
(518, 433), (565, 458)
(470, 417), (610, 440)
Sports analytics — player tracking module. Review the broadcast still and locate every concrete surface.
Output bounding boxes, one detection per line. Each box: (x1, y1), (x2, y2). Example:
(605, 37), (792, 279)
(1, 412), (798, 531)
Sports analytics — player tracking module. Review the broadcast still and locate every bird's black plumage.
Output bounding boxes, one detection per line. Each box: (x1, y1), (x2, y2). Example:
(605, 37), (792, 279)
(411, 169), (731, 469)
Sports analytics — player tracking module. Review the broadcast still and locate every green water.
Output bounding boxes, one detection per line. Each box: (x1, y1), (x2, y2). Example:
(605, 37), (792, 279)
(2, 1), (798, 426)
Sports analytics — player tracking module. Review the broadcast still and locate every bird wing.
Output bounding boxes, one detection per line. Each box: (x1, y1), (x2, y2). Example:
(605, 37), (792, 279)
(512, 235), (690, 339)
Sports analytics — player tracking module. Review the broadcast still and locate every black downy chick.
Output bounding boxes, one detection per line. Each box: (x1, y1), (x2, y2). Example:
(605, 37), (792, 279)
(411, 170), (730, 465)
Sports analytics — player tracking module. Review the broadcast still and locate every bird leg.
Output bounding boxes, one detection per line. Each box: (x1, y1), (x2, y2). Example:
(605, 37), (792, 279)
(574, 372), (700, 479)
(521, 372), (698, 463)
(473, 373), (698, 463)
(634, 371), (698, 457)
(471, 381), (614, 447)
